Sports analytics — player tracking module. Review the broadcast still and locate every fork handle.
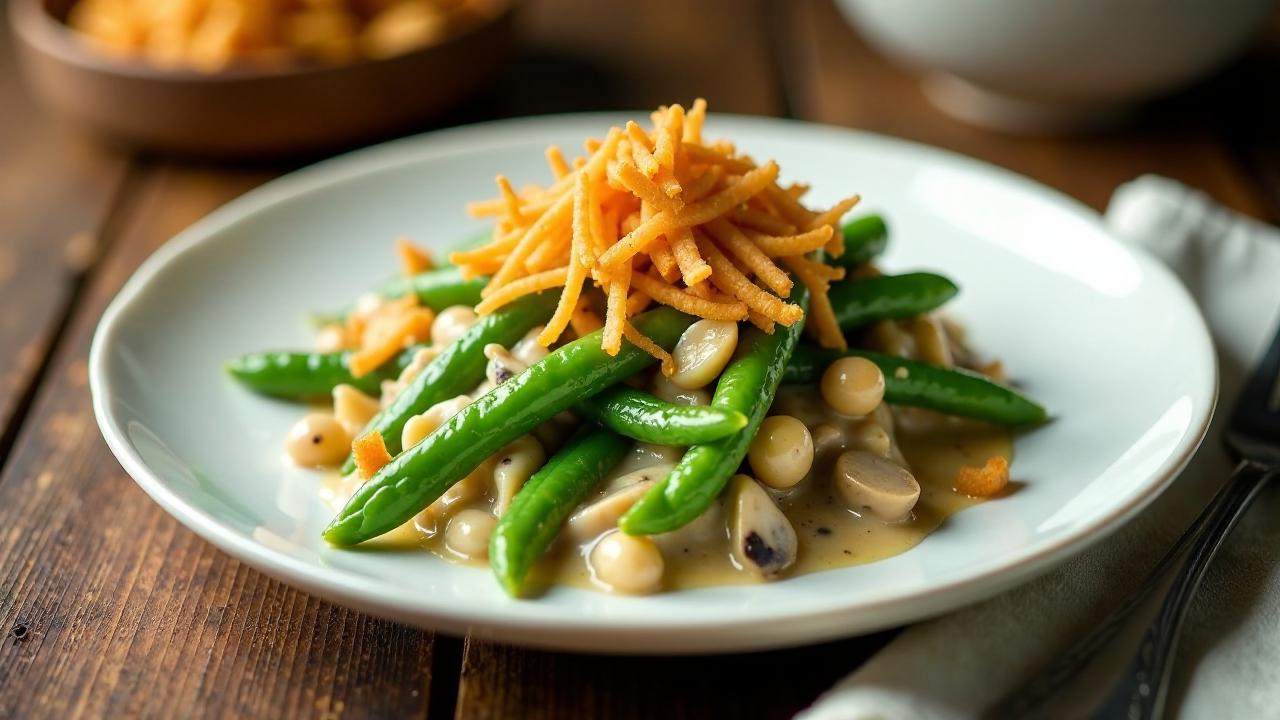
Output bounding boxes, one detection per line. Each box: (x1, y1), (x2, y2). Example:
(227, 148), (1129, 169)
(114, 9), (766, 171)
(1093, 459), (1276, 719)
(995, 460), (1275, 719)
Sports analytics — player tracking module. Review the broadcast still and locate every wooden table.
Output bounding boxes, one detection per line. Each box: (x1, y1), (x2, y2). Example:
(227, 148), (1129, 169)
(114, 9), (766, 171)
(2, 2), (1277, 717)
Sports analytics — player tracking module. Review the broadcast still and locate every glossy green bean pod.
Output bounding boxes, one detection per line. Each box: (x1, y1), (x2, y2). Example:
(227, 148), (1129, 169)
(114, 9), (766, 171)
(784, 345), (1047, 425)
(324, 307), (696, 546)
(575, 386), (748, 446)
(320, 227), (492, 323)
(225, 346), (421, 401)
(618, 284), (810, 536)
(377, 266), (487, 309)
(829, 272), (959, 330)
(832, 214), (888, 267)
(338, 291), (558, 474)
(490, 428), (630, 596)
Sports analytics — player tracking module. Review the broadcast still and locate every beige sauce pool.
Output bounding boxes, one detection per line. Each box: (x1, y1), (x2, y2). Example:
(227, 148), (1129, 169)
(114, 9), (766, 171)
(322, 397), (1013, 594)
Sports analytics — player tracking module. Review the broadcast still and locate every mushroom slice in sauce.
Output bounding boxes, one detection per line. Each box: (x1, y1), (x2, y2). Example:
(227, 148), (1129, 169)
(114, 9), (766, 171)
(833, 450), (920, 523)
(484, 343), (528, 386)
(566, 464), (673, 542)
(492, 435), (545, 516)
(726, 474), (797, 579)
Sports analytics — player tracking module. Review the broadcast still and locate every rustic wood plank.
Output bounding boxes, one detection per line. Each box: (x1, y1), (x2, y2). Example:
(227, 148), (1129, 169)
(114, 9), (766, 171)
(456, 634), (894, 720)
(781, 0), (1272, 220)
(0, 15), (130, 455)
(0, 163), (440, 719)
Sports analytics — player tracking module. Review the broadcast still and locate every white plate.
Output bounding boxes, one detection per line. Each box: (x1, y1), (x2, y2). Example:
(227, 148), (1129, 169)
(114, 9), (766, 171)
(90, 114), (1216, 654)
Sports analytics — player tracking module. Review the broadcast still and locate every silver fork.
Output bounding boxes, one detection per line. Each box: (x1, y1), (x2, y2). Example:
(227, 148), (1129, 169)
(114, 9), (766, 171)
(996, 318), (1280, 720)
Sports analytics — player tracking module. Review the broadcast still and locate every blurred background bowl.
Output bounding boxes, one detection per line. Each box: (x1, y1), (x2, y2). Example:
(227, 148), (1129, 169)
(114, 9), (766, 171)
(836, 0), (1276, 133)
(9, 0), (516, 158)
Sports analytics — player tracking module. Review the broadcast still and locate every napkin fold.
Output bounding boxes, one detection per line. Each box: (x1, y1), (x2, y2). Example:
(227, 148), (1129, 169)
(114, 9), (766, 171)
(799, 175), (1280, 720)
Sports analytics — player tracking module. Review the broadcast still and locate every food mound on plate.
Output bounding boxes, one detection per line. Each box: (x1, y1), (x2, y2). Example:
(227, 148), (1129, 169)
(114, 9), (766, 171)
(227, 100), (1047, 597)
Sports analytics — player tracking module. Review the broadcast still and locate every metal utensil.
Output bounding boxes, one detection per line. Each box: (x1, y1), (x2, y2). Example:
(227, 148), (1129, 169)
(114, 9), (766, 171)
(999, 318), (1280, 719)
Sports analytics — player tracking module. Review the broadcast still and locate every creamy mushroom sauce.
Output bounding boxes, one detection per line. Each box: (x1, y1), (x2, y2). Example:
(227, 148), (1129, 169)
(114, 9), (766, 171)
(319, 384), (1012, 593)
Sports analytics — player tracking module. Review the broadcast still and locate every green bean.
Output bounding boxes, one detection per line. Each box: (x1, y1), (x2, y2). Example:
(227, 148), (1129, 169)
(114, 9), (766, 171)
(323, 307), (696, 546)
(490, 428), (629, 596)
(832, 214), (888, 267)
(376, 266), (487, 310)
(829, 272), (959, 330)
(784, 345), (1047, 425)
(575, 386), (748, 446)
(338, 291), (558, 475)
(318, 226), (492, 324)
(618, 283), (810, 536)
(225, 346), (421, 401)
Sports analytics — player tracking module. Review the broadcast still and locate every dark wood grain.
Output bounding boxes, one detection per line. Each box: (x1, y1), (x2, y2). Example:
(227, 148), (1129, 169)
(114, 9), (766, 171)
(0, 11), (129, 456)
(781, 0), (1273, 221)
(0, 163), (442, 720)
(455, 634), (895, 720)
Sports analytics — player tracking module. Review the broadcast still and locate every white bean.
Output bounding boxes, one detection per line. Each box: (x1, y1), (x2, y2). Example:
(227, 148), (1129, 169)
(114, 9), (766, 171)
(589, 531), (664, 595)
(747, 415), (814, 489)
(431, 305), (478, 346)
(444, 508), (496, 560)
(821, 356), (885, 417)
(669, 319), (738, 390)
(401, 395), (472, 450)
(286, 413), (350, 468)
(512, 326), (550, 365)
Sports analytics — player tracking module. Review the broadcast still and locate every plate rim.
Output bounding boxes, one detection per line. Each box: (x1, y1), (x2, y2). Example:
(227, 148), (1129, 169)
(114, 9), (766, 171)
(88, 112), (1219, 653)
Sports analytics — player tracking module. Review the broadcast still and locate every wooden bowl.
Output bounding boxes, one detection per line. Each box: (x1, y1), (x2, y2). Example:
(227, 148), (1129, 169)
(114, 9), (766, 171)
(9, 0), (516, 158)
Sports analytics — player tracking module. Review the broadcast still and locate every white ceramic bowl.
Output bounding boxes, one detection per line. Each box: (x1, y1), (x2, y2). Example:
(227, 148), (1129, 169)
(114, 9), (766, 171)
(836, 0), (1275, 132)
(90, 113), (1216, 653)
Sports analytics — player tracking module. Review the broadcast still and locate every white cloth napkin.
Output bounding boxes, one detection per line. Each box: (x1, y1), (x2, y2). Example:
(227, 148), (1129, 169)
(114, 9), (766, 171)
(799, 175), (1280, 720)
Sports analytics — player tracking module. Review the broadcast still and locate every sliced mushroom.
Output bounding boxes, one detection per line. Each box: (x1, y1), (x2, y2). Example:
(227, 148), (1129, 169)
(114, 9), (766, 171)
(652, 498), (725, 554)
(911, 315), (954, 369)
(567, 478), (657, 542)
(492, 435), (545, 516)
(601, 445), (680, 490)
(484, 343), (528, 386)
(833, 450), (920, 523)
(614, 461), (674, 489)
(727, 474), (797, 579)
